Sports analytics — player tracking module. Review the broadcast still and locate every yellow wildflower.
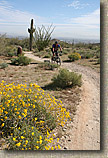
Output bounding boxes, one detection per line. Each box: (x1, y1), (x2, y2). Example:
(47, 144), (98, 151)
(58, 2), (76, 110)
(13, 137), (16, 141)
(1, 123), (4, 127)
(16, 112), (19, 114)
(18, 95), (22, 98)
(35, 118), (37, 121)
(51, 146), (54, 150)
(58, 145), (61, 149)
(23, 144), (26, 147)
(25, 140), (28, 144)
(4, 116), (7, 120)
(18, 115), (22, 119)
(21, 136), (25, 139)
(40, 139), (42, 144)
(16, 142), (21, 147)
(35, 146), (39, 149)
(57, 138), (59, 142)
(33, 104), (35, 108)
(32, 132), (34, 136)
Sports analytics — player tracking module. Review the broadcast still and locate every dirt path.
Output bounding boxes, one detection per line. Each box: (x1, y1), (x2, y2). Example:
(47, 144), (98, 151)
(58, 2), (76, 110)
(24, 51), (50, 62)
(24, 51), (100, 150)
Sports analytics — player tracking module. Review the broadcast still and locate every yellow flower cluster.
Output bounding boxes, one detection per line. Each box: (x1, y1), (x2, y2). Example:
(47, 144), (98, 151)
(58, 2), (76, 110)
(0, 80), (70, 150)
(74, 52), (81, 59)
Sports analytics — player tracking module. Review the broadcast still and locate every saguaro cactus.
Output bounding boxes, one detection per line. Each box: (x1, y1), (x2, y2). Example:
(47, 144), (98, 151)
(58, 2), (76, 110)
(28, 19), (35, 51)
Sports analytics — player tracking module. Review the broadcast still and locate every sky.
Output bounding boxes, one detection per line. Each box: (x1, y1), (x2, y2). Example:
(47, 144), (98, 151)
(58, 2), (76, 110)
(0, 0), (100, 40)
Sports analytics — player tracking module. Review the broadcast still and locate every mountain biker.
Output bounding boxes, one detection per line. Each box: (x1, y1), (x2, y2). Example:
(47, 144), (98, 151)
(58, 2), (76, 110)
(52, 41), (62, 57)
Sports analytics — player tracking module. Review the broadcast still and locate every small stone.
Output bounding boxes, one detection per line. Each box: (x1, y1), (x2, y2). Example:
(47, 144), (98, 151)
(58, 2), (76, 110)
(68, 139), (71, 142)
(97, 141), (100, 143)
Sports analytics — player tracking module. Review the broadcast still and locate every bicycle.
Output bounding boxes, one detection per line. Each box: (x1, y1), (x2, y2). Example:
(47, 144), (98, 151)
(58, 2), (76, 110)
(51, 51), (62, 65)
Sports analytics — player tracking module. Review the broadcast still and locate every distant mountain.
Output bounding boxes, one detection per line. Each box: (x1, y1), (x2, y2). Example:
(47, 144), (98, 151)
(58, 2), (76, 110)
(57, 38), (100, 44)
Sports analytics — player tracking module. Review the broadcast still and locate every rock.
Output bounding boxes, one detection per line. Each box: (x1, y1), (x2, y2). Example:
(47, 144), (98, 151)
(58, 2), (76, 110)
(68, 139), (71, 142)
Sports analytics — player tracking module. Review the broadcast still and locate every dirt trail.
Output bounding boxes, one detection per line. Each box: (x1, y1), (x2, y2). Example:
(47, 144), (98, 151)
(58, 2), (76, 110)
(24, 51), (100, 150)
(24, 51), (50, 62)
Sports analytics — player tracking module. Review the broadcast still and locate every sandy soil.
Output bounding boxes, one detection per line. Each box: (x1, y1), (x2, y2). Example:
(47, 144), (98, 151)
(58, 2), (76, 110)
(24, 51), (100, 150)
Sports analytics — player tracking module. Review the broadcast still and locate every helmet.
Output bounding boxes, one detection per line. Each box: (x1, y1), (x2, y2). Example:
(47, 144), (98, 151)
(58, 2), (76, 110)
(55, 41), (58, 44)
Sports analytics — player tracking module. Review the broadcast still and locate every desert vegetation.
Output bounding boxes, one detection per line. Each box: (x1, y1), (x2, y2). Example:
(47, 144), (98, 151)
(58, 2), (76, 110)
(0, 31), (100, 150)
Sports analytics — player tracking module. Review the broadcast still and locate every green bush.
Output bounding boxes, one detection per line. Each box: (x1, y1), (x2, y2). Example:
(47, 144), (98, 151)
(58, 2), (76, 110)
(68, 53), (81, 61)
(62, 51), (69, 55)
(38, 62), (59, 70)
(11, 56), (31, 66)
(7, 52), (15, 57)
(0, 63), (8, 69)
(84, 53), (94, 59)
(52, 68), (82, 89)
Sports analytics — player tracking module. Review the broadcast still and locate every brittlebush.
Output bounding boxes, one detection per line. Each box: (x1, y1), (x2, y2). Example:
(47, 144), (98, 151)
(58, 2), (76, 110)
(0, 81), (70, 150)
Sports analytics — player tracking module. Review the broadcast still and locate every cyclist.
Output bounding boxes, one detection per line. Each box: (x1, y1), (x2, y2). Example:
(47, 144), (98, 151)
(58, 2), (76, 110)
(52, 41), (62, 57)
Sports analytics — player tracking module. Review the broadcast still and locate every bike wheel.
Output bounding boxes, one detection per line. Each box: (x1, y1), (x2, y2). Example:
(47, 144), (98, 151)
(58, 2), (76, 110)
(51, 56), (54, 64)
(59, 58), (61, 65)
(56, 57), (61, 66)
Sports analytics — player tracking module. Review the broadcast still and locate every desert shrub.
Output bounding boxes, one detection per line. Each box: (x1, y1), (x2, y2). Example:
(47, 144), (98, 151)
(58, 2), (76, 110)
(80, 51), (94, 59)
(84, 53), (93, 59)
(22, 48), (29, 51)
(51, 68), (82, 89)
(5, 46), (17, 54)
(34, 24), (55, 51)
(7, 37), (29, 50)
(38, 62), (59, 70)
(7, 37), (21, 46)
(95, 52), (100, 58)
(62, 51), (69, 55)
(0, 81), (70, 150)
(7, 52), (15, 57)
(33, 48), (39, 53)
(68, 53), (81, 61)
(0, 63), (8, 69)
(11, 58), (17, 65)
(11, 56), (31, 66)
(20, 38), (29, 49)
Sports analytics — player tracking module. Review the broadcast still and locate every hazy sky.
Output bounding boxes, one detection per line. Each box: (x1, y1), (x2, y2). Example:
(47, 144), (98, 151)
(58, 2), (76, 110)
(0, 0), (100, 39)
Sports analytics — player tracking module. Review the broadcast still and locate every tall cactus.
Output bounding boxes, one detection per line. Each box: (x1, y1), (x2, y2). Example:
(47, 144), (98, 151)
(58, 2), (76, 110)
(28, 19), (35, 51)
